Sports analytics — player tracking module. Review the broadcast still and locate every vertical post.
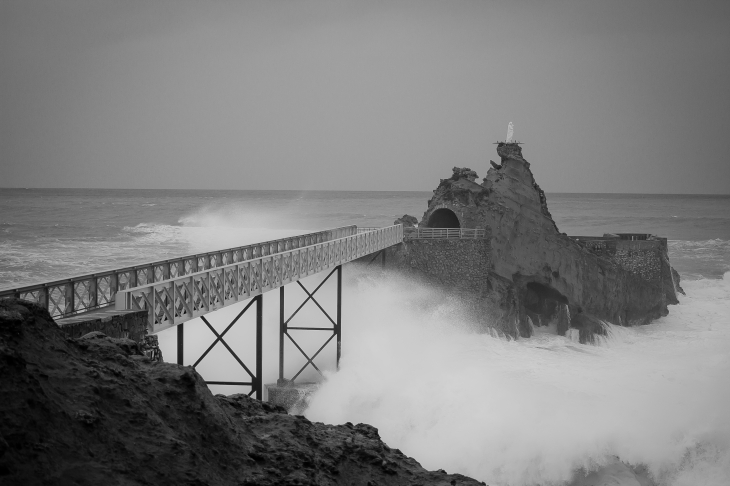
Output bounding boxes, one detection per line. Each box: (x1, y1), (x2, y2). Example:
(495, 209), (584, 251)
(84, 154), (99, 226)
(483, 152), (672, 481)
(148, 287), (156, 329)
(279, 286), (285, 382)
(39, 286), (49, 310)
(336, 265), (342, 369)
(177, 323), (184, 365)
(110, 273), (118, 297)
(89, 277), (98, 309)
(256, 294), (263, 400)
(64, 282), (74, 316)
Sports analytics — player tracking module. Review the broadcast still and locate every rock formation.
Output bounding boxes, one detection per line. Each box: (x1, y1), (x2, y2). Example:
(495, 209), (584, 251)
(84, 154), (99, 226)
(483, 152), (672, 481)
(389, 143), (681, 341)
(0, 298), (483, 486)
(393, 214), (418, 228)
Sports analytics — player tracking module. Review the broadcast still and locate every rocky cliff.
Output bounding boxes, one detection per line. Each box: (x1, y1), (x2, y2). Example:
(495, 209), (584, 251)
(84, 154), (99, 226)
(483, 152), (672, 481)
(407, 143), (681, 340)
(0, 298), (483, 486)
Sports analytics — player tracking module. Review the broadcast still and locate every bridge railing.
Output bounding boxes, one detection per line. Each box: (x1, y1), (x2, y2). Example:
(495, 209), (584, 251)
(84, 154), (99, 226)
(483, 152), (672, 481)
(0, 225), (357, 319)
(116, 225), (403, 333)
(404, 227), (487, 239)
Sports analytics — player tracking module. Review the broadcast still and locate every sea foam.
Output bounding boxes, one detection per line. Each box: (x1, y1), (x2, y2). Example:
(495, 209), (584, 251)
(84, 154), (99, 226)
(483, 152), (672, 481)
(305, 270), (730, 486)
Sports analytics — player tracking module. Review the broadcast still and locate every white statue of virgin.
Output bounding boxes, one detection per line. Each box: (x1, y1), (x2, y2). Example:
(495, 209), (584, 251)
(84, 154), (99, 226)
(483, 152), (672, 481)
(506, 122), (514, 143)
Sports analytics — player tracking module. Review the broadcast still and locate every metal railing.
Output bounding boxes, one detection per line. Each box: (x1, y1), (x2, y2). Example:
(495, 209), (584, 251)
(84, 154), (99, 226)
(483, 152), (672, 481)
(0, 225), (357, 319)
(404, 227), (487, 239)
(115, 225), (404, 333)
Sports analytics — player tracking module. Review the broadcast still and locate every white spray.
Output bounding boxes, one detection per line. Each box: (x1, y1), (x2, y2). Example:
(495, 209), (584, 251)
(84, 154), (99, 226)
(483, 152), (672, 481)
(306, 270), (730, 486)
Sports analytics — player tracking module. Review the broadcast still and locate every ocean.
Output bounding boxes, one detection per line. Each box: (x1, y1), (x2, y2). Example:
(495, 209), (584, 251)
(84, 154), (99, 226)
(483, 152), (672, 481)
(1, 188), (729, 485)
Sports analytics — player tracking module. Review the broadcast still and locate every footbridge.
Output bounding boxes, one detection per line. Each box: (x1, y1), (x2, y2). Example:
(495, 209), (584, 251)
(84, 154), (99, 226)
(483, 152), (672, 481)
(0, 225), (403, 399)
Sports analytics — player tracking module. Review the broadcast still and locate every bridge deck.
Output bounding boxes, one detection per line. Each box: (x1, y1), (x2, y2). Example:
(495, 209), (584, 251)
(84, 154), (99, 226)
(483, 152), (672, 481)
(5, 224), (485, 333)
(0, 225), (358, 320)
(115, 225), (403, 333)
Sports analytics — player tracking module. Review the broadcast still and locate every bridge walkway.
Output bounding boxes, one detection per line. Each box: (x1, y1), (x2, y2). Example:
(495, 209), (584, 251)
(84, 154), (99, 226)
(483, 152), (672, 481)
(1, 224), (403, 401)
(0, 225), (358, 321)
(3, 224), (488, 402)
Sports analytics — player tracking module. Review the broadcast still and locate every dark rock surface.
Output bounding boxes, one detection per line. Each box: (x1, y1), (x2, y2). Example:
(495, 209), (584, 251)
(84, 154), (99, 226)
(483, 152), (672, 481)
(413, 143), (682, 340)
(393, 214), (418, 228)
(0, 298), (483, 486)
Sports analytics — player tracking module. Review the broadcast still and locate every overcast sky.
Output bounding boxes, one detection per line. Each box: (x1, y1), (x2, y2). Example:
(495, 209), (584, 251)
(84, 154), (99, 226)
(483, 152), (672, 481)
(1, 0), (728, 193)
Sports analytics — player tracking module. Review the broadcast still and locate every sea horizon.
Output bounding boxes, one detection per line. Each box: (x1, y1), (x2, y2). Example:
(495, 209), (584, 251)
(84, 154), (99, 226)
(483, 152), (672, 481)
(2, 186), (729, 197)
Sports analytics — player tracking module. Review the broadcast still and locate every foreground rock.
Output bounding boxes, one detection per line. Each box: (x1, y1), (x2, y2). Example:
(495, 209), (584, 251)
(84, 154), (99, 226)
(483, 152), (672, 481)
(0, 299), (482, 486)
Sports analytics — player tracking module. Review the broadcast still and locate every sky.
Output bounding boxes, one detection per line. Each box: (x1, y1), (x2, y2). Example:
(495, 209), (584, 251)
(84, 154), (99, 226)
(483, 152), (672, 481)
(1, 0), (729, 193)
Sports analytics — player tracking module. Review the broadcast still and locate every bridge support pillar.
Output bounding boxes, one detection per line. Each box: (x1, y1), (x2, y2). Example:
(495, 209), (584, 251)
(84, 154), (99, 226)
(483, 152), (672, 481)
(180, 295), (263, 400)
(336, 263), (342, 369)
(177, 323), (184, 365)
(275, 265), (342, 406)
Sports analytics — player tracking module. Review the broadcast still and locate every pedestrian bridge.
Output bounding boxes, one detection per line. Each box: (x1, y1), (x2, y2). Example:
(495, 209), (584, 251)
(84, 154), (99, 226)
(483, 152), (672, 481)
(0, 225), (403, 399)
(114, 225), (401, 332)
(0, 223), (486, 400)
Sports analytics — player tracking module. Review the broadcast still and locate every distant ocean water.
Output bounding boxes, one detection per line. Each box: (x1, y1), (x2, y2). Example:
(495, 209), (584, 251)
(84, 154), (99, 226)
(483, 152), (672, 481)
(1, 188), (730, 485)
(0, 188), (432, 290)
(1, 189), (728, 289)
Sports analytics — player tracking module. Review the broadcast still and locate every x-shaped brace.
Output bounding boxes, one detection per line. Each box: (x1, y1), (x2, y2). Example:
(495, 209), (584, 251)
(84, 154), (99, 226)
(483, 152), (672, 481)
(192, 297), (257, 380)
(281, 266), (340, 381)
(284, 267), (337, 328)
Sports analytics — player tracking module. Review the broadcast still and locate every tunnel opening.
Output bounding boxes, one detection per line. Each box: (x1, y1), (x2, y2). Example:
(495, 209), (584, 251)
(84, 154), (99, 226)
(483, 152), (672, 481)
(426, 208), (460, 228)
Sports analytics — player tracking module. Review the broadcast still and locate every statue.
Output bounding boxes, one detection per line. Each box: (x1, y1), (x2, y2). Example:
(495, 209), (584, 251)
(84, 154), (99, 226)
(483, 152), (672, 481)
(506, 122), (514, 143)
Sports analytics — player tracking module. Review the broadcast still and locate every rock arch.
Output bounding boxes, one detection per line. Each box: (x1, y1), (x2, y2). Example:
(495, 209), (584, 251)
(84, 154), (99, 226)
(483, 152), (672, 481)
(521, 281), (571, 335)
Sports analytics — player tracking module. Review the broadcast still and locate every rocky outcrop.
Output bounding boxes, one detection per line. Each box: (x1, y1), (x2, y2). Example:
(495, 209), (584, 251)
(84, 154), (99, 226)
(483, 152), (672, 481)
(393, 214), (418, 227)
(0, 298), (482, 486)
(410, 143), (681, 341)
(449, 167), (479, 182)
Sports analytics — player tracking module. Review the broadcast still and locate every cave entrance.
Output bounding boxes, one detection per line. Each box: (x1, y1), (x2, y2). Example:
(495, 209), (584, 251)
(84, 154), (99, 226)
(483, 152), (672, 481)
(426, 208), (460, 228)
(523, 282), (569, 330)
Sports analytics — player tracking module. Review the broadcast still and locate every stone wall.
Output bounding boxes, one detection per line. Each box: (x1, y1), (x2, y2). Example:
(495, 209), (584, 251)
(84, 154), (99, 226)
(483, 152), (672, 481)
(58, 310), (148, 343)
(573, 237), (666, 283)
(613, 241), (663, 283)
(379, 238), (491, 296)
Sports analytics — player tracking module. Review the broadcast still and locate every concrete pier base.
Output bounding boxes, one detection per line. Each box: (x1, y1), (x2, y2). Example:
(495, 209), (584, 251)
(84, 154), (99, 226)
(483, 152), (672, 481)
(265, 379), (320, 414)
(56, 306), (148, 342)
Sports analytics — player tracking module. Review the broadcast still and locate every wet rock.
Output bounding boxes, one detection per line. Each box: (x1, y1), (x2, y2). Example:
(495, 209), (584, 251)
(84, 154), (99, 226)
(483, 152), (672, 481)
(569, 457), (656, 486)
(0, 299), (483, 486)
(672, 267), (685, 295)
